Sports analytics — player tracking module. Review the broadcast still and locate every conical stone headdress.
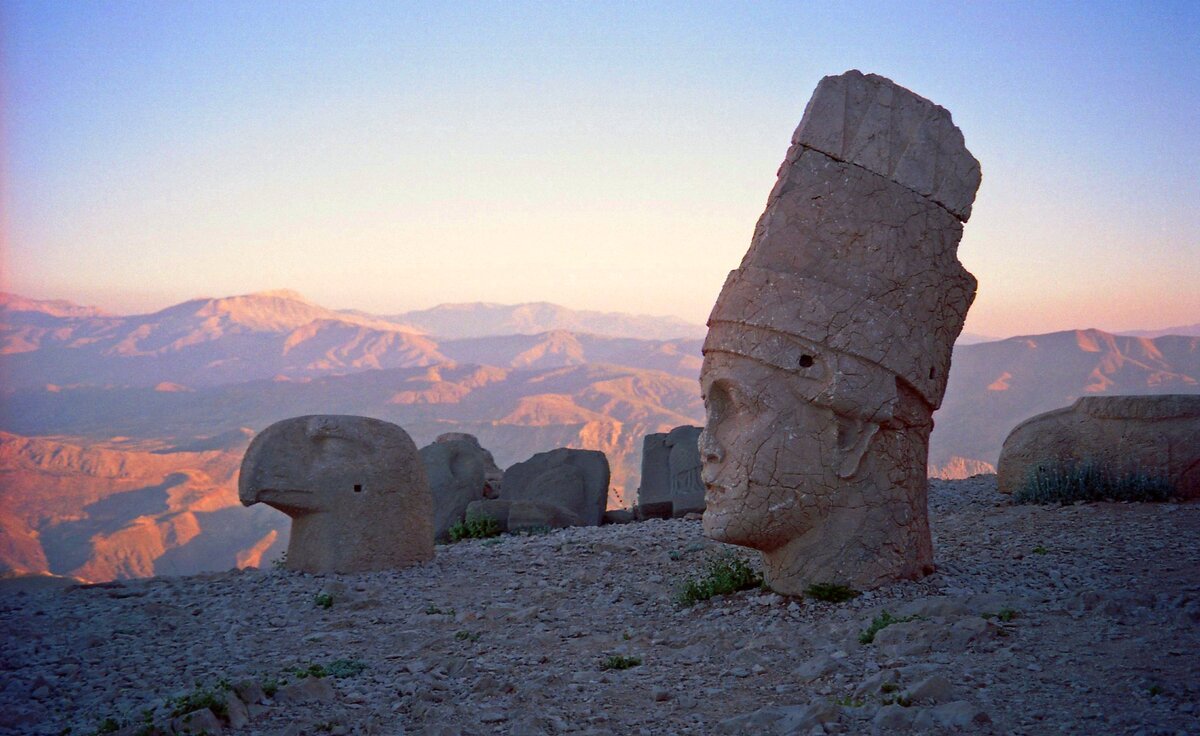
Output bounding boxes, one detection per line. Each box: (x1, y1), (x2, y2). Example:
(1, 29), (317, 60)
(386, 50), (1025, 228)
(705, 70), (981, 410)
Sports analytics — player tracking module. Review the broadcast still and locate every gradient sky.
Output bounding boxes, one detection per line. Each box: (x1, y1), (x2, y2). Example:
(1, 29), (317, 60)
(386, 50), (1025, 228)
(3, 1), (1197, 337)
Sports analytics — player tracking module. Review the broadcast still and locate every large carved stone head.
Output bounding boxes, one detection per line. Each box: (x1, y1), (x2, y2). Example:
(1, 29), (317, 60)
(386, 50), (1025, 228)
(700, 70), (980, 593)
(239, 414), (434, 573)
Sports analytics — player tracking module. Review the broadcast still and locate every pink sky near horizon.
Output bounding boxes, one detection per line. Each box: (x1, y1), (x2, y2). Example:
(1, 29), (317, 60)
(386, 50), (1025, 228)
(2, 2), (1197, 339)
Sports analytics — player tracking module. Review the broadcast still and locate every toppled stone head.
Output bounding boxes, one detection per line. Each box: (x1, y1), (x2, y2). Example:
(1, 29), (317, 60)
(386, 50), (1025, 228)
(239, 415), (434, 573)
(700, 70), (980, 593)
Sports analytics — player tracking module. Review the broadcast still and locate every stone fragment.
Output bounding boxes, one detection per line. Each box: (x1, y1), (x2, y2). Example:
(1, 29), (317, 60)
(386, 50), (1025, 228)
(275, 676), (335, 704)
(717, 702), (839, 735)
(224, 691), (250, 729)
(997, 395), (1200, 500)
(700, 70), (979, 593)
(666, 425), (705, 516)
(635, 432), (673, 519)
(464, 499), (583, 533)
(421, 440), (487, 541)
(501, 448), (610, 527)
(170, 707), (224, 735)
(905, 674), (956, 704)
(239, 415), (434, 574)
(435, 432), (504, 494)
(914, 700), (992, 729)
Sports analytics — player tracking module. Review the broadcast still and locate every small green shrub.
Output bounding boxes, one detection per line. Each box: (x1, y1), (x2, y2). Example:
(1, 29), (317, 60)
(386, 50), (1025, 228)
(883, 694), (914, 707)
(600, 654), (642, 671)
(805, 583), (861, 603)
(997, 607), (1018, 623)
(859, 610), (919, 644)
(675, 552), (763, 607)
(455, 630), (481, 642)
(325, 659), (368, 678)
(424, 604), (455, 616)
(1014, 462), (1175, 505)
(314, 592), (334, 609)
(1032, 545), (1048, 555)
(447, 513), (502, 542)
(1148, 683), (1164, 697)
(880, 682), (900, 694)
(167, 682), (230, 719)
(833, 695), (865, 707)
(94, 718), (121, 734)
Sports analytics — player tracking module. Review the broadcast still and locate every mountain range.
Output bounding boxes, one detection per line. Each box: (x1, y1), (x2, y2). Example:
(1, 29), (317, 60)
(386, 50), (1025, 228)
(1, 290), (1196, 582)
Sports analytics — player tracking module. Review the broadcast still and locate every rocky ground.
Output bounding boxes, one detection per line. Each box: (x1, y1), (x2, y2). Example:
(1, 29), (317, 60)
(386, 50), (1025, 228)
(2, 476), (1197, 736)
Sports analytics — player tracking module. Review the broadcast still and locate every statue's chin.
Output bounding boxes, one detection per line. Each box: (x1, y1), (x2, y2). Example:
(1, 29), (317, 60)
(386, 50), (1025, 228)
(702, 509), (757, 549)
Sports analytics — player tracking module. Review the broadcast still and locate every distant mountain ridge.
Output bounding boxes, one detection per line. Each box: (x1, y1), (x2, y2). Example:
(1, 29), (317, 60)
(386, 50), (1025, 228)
(385, 301), (707, 340)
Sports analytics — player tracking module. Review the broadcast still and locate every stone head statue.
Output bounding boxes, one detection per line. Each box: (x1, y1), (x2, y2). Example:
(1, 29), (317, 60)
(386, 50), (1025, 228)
(700, 70), (980, 593)
(239, 414), (434, 573)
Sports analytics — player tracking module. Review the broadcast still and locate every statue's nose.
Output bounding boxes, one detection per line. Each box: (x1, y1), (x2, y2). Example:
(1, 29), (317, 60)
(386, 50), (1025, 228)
(699, 428), (724, 464)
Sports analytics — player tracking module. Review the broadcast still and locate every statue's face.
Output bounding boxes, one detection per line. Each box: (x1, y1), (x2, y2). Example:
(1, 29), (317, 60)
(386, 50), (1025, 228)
(699, 351), (845, 551)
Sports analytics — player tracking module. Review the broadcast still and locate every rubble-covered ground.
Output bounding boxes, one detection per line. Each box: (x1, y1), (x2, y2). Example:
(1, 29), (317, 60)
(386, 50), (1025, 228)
(2, 476), (1197, 735)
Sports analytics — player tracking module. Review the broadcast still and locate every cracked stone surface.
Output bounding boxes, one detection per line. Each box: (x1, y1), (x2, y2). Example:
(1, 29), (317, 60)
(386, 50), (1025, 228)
(239, 415), (434, 574)
(998, 395), (1200, 499)
(700, 70), (979, 594)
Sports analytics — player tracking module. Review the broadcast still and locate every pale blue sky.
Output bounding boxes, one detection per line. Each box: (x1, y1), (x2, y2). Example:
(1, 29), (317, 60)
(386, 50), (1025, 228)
(3, 1), (1197, 336)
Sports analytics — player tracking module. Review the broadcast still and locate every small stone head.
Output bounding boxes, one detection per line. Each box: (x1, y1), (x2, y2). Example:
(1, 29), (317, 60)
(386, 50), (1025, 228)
(239, 415), (434, 573)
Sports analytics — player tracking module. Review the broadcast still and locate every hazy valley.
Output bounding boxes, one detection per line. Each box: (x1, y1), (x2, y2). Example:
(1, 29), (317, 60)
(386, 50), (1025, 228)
(2, 290), (1197, 582)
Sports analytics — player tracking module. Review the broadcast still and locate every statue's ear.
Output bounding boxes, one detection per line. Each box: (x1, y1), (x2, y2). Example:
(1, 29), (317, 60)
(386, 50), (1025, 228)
(835, 416), (879, 479)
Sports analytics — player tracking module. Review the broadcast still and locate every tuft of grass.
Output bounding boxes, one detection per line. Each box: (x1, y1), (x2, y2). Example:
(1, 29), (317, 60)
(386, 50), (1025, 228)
(424, 604), (455, 616)
(882, 695), (914, 707)
(1014, 462), (1175, 505)
(833, 695), (865, 707)
(600, 654), (642, 671)
(314, 592), (334, 609)
(859, 610), (920, 644)
(1032, 545), (1049, 555)
(675, 552), (763, 607)
(880, 682), (900, 694)
(455, 630), (481, 642)
(805, 583), (861, 603)
(166, 682), (230, 719)
(447, 513), (502, 542)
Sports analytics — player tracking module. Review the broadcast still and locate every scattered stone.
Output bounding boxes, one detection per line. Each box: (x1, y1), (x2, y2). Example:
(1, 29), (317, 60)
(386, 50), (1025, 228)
(464, 498), (582, 533)
(275, 676), (336, 704)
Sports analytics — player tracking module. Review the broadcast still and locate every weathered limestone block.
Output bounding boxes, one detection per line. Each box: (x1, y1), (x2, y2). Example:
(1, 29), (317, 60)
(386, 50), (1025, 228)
(791, 69), (981, 221)
(501, 448), (610, 527)
(700, 70), (979, 593)
(420, 439), (486, 541)
(465, 499), (583, 534)
(635, 432), (673, 519)
(666, 425), (704, 516)
(435, 432), (504, 494)
(997, 395), (1200, 499)
(239, 415), (434, 573)
(637, 426), (704, 518)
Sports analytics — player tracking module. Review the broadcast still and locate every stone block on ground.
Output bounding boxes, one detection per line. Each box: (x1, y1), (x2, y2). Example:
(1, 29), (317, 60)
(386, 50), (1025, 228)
(501, 448), (610, 527)
(997, 395), (1200, 500)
